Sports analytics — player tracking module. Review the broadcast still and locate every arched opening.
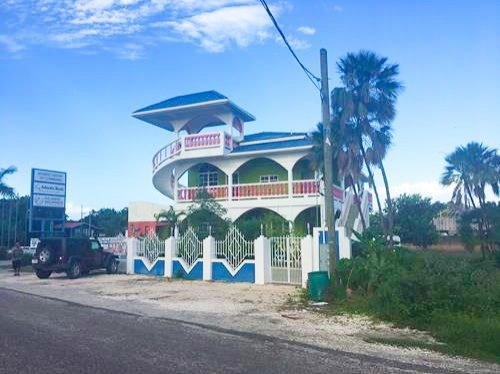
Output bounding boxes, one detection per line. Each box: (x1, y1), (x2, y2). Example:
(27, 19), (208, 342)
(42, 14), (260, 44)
(235, 208), (289, 240)
(232, 158), (289, 199)
(177, 162), (228, 202)
(291, 156), (319, 196)
(292, 157), (315, 181)
(294, 206), (320, 237)
(182, 114), (225, 134)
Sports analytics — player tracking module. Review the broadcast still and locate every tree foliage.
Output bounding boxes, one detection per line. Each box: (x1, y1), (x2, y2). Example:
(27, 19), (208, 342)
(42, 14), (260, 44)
(181, 190), (230, 240)
(393, 194), (439, 248)
(0, 166), (17, 198)
(83, 208), (128, 237)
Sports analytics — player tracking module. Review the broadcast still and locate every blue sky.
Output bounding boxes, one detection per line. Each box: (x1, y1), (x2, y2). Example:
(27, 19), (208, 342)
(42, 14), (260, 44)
(1, 0), (499, 218)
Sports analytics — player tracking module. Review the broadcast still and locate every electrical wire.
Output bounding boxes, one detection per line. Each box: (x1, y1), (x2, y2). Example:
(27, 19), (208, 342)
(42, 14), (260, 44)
(259, 0), (321, 92)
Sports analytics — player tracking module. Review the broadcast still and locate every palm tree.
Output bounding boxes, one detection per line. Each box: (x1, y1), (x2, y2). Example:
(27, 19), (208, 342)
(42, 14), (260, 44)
(337, 51), (403, 246)
(0, 166), (17, 198)
(309, 115), (367, 231)
(441, 142), (499, 209)
(155, 206), (184, 236)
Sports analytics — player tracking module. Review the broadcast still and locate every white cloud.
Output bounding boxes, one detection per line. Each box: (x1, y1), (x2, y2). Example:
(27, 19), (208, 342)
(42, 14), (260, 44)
(387, 180), (499, 204)
(0, 0), (290, 56)
(66, 201), (94, 220)
(0, 34), (25, 53)
(166, 4), (275, 52)
(297, 26), (315, 35)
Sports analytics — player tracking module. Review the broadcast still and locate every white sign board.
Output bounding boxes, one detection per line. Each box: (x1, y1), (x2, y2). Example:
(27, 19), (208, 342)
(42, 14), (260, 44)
(31, 168), (67, 209)
(33, 195), (65, 208)
(34, 169), (66, 184)
(33, 182), (66, 196)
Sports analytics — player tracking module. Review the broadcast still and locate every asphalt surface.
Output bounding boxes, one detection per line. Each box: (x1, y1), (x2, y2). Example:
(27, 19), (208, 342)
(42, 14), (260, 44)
(0, 288), (458, 374)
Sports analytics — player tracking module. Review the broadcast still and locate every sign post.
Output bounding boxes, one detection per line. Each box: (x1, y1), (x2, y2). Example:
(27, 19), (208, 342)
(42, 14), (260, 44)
(29, 168), (67, 239)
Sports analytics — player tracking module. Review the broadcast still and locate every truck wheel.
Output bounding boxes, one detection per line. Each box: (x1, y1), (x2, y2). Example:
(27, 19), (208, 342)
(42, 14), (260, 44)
(35, 270), (52, 279)
(38, 248), (53, 265)
(106, 259), (118, 274)
(67, 261), (82, 279)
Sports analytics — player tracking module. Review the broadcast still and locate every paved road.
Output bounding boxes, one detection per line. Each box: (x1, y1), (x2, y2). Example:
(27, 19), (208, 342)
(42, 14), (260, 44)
(0, 288), (455, 374)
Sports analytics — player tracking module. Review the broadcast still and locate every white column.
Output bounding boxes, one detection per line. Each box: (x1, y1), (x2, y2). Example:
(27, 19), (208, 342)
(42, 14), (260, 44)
(300, 235), (313, 288)
(337, 226), (351, 260)
(228, 172), (233, 201)
(254, 235), (271, 284)
(203, 235), (216, 281)
(126, 238), (138, 274)
(288, 168), (293, 198)
(164, 237), (176, 278)
(312, 227), (321, 271)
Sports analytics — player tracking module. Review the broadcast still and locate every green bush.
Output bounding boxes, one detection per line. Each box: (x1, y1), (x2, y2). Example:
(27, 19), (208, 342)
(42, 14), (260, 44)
(332, 246), (500, 362)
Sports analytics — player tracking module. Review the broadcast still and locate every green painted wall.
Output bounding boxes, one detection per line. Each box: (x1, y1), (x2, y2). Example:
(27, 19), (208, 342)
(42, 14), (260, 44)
(292, 159), (314, 180)
(185, 158), (316, 187)
(236, 158), (287, 184)
(187, 165), (227, 187)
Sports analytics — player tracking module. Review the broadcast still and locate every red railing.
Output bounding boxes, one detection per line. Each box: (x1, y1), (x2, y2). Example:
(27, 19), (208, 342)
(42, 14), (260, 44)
(232, 182), (288, 199)
(184, 133), (221, 149)
(177, 186), (228, 201)
(292, 180), (319, 195)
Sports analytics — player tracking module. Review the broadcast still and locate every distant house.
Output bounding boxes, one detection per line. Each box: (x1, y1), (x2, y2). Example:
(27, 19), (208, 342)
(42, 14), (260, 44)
(54, 221), (100, 238)
(433, 211), (458, 236)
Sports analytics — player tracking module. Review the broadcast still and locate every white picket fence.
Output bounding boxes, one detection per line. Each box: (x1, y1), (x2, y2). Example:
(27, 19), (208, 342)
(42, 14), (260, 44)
(176, 227), (203, 267)
(215, 226), (254, 270)
(136, 234), (164, 264)
(270, 236), (302, 285)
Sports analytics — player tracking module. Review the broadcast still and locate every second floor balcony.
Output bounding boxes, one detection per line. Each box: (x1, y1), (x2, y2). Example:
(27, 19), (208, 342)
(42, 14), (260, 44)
(152, 131), (236, 173)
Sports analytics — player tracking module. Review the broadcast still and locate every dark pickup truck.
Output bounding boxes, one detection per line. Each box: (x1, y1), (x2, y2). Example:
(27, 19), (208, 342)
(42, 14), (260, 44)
(32, 237), (119, 279)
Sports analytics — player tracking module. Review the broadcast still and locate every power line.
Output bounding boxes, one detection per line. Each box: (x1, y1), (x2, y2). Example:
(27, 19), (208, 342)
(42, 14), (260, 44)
(259, 0), (321, 92)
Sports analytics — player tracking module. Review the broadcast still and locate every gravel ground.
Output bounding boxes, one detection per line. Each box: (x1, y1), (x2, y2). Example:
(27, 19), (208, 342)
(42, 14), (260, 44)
(1, 270), (498, 373)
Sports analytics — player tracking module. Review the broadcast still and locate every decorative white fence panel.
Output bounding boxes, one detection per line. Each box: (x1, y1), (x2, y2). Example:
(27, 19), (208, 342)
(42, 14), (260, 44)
(136, 234), (164, 264)
(270, 236), (302, 285)
(215, 226), (254, 270)
(177, 228), (203, 267)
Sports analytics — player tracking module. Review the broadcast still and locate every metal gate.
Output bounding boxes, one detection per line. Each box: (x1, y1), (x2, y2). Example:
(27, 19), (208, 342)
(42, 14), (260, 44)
(270, 236), (302, 285)
(136, 234), (164, 264)
(215, 226), (254, 270)
(176, 227), (202, 266)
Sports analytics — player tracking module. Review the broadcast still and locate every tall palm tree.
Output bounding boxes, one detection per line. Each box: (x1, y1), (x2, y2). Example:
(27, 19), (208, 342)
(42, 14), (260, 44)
(441, 142), (499, 208)
(0, 166), (17, 198)
(337, 51), (403, 246)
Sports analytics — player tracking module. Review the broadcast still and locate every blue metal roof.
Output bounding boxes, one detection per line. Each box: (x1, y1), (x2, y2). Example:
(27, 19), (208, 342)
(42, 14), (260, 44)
(241, 132), (307, 142)
(233, 136), (311, 153)
(133, 91), (227, 113)
(133, 90), (255, 123)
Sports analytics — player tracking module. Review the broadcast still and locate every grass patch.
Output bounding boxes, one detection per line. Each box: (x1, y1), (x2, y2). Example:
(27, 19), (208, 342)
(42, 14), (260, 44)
(326, 247), (500, 363)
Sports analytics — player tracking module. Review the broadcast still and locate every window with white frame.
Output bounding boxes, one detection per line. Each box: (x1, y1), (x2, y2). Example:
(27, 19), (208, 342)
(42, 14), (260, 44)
(260, 175), (278, 183)
(197, 164), (219, 186)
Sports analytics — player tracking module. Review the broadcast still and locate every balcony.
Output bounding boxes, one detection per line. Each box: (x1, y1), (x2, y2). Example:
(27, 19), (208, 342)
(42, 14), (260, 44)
(176, 180), (344, 203)
(152, 131), (235, 173)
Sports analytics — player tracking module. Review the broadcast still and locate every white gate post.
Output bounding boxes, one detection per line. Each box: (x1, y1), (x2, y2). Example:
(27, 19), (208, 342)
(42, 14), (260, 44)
(255, 235), (271, 285)
(164, 236), (176, 278)
(301, 235), (313, 288)
(337, 226), (352, 259)
(203, 235), (216, 281)
(126, 238), (138, 274)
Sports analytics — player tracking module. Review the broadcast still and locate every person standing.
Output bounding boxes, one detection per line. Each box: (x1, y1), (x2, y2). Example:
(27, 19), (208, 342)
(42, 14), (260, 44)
(11, 242), (23, 276)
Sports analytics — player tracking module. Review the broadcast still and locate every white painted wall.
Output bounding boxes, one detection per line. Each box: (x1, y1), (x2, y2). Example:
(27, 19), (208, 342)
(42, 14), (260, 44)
(128, 201), (169, 222)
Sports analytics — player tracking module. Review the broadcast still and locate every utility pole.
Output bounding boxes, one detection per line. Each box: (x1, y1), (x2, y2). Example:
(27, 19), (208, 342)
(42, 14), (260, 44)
(320, 48), (337, 276)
